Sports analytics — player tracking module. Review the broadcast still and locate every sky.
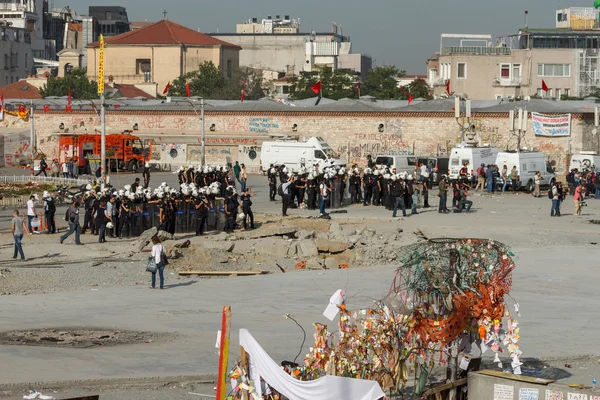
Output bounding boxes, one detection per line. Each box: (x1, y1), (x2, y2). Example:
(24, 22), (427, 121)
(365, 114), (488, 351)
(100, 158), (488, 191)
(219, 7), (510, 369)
(53, 0), (598, 74)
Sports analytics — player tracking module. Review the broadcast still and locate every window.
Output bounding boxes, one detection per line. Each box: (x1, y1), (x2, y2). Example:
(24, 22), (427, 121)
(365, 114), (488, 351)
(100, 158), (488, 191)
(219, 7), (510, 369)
(495, 94), (503, 100)
(135, 59), (151, 75)
(226, 60), (232, 78)
(282, 85), (289, 94)
(537, 63), (570, 77)
(314, 150), (326, 160)
(537, 88), (543, 96)
(501, 64), (510, 78)
(547, 88), (553, 97)
(565, 88), (571, 96)
(512, 64), (521, 79)
(457, 62), (466, 79)
(555, 88), (561, 98)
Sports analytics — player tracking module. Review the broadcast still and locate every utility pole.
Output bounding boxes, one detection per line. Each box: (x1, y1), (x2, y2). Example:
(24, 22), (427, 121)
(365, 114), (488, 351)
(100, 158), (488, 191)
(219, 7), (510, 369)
(508, 106), (528, 152)
(201, 97), (205, 166)
(593, 107), (599, 155)
(98, 34), (106, 189)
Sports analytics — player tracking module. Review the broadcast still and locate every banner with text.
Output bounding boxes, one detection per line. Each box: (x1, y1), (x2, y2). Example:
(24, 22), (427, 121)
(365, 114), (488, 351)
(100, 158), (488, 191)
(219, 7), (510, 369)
(531, 112), (571, 137)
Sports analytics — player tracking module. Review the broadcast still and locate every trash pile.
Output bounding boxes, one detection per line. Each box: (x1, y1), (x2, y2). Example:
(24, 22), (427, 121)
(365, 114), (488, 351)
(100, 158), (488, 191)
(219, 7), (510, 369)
(294, 239), (521, 393)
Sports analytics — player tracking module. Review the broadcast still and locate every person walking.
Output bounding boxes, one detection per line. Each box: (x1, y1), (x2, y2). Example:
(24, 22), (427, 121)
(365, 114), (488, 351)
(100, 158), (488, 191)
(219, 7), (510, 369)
(36, 157), (48, 177)
(240, 164), (247, 193)
(43, 191), (56, 234)
(574, 183), (584, 216)
(422, 174), (430, 208)
(411, 183), (420, 215)
(391, 175), (407, 217)
(150, 236), (166, 290)
(11, 210), (31, 261)
(501, 165), (509, 192)
(26, 195), (39, 234)
(533, 171), (542, 197)
(60, 198), (83, 245)
(485, 164), (494, 193)
(51, 159), (59, 177)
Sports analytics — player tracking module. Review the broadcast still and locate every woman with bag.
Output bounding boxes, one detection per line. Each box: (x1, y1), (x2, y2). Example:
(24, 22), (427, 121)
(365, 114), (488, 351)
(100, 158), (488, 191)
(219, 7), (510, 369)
(149, 236), (167, 289)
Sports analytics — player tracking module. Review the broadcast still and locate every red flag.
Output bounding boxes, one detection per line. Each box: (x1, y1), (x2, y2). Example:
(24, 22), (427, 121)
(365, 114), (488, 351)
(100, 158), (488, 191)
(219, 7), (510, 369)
(311, 80), (322, 95)
(542, 79), (549, 92)
(43, 105), (50, 113)
(240, 80), (246, 102)
(185, 82), (191, 97)
(408, 93), (413, 104)
(67, 89), (72, 106)
(446, 80), (451, 95)
(0, 92), (3, 112)
(163, 81), (171, 95)
(357, 81), (361, 97)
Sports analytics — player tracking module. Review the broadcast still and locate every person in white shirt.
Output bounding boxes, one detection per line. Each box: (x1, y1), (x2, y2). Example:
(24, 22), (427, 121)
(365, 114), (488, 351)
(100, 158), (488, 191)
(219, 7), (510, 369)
(319, 181), (330, 215)
(281, 176), (294, 217)
(26, 195), (39, 234)
(150, 236), (166, 289)
(62, 162), (69, 178)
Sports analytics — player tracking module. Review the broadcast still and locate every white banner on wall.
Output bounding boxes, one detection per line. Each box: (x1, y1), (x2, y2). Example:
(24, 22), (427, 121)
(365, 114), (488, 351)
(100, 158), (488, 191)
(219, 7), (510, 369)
(531, 112), (571, 137)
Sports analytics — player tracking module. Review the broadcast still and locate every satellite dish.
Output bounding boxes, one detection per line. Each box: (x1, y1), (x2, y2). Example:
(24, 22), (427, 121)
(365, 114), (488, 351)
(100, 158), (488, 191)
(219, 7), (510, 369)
(311, 30), (316, 36)
(463, 122), (471, 129)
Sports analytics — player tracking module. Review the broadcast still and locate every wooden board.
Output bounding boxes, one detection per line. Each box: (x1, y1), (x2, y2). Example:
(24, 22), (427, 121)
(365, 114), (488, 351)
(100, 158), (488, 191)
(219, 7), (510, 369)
(178, 270), (269, 276)
(476, 369), (555, 385)
(421, 377), (468, 397)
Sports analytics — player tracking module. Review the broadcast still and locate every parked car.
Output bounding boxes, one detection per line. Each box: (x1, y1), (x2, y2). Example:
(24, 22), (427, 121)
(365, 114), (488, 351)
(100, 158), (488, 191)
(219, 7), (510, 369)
(495, 151), (555, 191)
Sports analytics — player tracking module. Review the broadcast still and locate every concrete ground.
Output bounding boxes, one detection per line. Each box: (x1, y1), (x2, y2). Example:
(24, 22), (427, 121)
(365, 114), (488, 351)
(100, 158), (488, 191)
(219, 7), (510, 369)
(1, 169), (600, 398)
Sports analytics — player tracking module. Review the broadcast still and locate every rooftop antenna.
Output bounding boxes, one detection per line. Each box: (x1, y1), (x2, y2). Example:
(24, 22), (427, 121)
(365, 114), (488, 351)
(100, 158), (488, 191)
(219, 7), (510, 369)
(524, 10), (528, 29)
(162, 9), (168, 20)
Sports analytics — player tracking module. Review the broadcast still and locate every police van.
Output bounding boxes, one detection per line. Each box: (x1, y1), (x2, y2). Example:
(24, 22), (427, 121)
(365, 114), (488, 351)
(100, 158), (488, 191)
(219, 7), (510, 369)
(260, 137), (345, 172)
(569, 152), (600, 172)
(448, 147), (500, 180)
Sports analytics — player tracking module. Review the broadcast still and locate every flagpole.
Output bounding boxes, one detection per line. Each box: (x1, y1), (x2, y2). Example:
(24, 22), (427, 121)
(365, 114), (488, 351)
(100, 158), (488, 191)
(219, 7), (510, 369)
(30, 100), (35, 160)
(99, 34), (106, 190)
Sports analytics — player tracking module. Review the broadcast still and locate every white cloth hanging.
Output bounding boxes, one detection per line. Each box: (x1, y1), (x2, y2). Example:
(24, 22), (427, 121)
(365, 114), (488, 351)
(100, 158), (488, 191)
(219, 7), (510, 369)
(239, 329), (386, 400)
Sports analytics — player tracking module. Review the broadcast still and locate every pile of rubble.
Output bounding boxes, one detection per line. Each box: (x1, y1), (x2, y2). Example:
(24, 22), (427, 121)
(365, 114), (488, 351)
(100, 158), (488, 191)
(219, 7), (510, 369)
(139, 218), (419, 273)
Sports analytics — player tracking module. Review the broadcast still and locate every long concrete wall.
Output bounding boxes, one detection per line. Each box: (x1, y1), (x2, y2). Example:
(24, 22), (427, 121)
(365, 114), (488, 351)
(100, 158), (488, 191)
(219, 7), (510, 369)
(468, 371), (597, 400)
(1, 110), (593, 174)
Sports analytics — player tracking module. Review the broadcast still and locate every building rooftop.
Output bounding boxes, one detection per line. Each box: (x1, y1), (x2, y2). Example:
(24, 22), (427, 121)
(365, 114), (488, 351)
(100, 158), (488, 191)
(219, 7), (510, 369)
(87, 19), (241, 49)
(0, 81), (42, 100)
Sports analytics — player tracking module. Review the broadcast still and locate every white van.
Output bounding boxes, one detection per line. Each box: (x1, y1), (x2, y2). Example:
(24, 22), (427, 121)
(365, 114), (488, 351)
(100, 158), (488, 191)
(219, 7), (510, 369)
(495, 151), (555, 191)
(569, 152), (600, 172)
(260, 137), (345, 172)
(374, 155), (418, 174)
(448, 147), (500, 180)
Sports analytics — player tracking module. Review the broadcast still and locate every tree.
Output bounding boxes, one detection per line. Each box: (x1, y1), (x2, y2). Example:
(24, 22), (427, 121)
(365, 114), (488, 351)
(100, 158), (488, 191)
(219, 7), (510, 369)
(169, 61), (225, 98)
(168, 62), (265, 100)
(39, 68), (99, 99)
(290, 67), (358, 100)
(397, 78), (433, 101)
(361, 66), (406, 100)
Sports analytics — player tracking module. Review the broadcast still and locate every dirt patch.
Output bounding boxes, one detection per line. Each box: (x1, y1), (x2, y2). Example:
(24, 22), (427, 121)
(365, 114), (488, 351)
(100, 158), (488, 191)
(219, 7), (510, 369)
(0, 328), (168, 348)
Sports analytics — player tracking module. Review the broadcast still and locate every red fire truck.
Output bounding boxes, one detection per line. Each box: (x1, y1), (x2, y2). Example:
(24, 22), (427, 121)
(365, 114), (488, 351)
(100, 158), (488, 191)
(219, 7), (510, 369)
(59, 132), (152, 174)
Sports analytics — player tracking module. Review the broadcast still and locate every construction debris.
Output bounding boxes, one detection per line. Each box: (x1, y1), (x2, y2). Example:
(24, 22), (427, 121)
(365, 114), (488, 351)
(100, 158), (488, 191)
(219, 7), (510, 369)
(178, 270), (269, 277)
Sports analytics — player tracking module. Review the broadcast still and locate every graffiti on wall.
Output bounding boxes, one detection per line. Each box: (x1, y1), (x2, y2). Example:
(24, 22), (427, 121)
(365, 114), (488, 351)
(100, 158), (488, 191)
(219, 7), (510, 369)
(4, 133), (30, 167)
(337, 133), (411, 165)
(537, 140), (567, 173)
(188, 145), (233, 163)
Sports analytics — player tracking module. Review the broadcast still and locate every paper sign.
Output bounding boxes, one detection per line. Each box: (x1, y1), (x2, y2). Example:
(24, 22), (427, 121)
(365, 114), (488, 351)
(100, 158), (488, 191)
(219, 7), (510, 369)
(568, 394), (588, 400)
(494, 384), (514, 400)
(480, 341), (488, 354)
(459, 356), (470, 371)
(590, 396), (600, 400)
(329, 289), (346, 306)
(513, 365), (522, 375)
(215, 330), (221, 348)
(520, 388), (539, 400)
(546, 390), (565, 400)
(323, 303), (339, 321)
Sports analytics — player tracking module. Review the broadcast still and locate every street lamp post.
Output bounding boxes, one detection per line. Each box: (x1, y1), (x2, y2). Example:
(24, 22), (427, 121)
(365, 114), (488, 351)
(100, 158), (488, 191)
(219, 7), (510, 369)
(200, 97), (205, 166)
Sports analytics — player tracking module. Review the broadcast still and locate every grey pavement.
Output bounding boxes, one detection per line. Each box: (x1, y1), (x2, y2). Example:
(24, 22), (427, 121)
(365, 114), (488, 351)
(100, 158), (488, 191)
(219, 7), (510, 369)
(0, 246), (599, 386)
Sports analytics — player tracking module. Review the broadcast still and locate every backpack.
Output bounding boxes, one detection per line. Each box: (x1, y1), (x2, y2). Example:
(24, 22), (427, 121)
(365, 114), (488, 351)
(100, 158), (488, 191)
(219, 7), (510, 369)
(547, 188), (553, 199)
(47, 198), (56, 213)
(64, 208), (71, 222)
(277, 184), (284, 197)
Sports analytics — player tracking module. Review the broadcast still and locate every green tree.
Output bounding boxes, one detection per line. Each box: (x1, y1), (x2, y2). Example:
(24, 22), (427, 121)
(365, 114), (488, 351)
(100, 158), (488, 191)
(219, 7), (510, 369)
(219, 66), (265, 100)
(397, 78), (432, 101)
(169, 61), (225, 98)
(39, 68), (99, 99)
(362, 66), (405, 100)
(290, 67), (358, 100)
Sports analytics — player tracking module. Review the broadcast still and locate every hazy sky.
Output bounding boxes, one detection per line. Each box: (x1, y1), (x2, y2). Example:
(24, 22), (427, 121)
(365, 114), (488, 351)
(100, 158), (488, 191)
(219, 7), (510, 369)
(53, 0), (596, 73)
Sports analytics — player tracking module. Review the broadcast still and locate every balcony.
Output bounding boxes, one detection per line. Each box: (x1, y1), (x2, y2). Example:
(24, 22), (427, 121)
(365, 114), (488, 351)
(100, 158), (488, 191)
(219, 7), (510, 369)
(432, 78), (448, 87)
(492, 78), (522, 87)
(441, 46), (511, 56)
(0, 4), (26, 11)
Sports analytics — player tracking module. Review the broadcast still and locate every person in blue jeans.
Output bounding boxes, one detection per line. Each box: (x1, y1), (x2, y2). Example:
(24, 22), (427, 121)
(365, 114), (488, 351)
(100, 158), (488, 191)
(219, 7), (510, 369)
(150, 236), (165, 289)
(319, 181), (330, 215)
(11, 210), (31, 261)
(60, 199), (83, 245)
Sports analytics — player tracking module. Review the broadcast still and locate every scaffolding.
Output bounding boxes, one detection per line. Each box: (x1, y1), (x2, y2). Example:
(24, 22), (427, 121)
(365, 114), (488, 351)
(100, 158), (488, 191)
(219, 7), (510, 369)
(577, 48), (600, 97)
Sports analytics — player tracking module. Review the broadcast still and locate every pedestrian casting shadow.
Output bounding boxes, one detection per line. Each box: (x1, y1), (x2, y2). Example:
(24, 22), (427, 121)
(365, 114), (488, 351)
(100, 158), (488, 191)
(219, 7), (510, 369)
(163, 280), (198, 290)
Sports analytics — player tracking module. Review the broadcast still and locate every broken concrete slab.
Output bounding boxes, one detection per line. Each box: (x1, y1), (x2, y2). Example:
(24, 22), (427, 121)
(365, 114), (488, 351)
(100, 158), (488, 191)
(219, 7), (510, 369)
(206, 232), (229, 241)
(135, 227), (158, 251)
(297, 240), (318, 258)
(296, 230), (316, 240)
(231, 240), (257, 255)
(254, 238), (289, 258)
(324, 257), (339, 270)
(156, 230), (174, 242)
(306, 257), (324, 270)
(205, 241), (235, 252)
(236, 226), (297, 240)
(315, 238), (349, 254)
